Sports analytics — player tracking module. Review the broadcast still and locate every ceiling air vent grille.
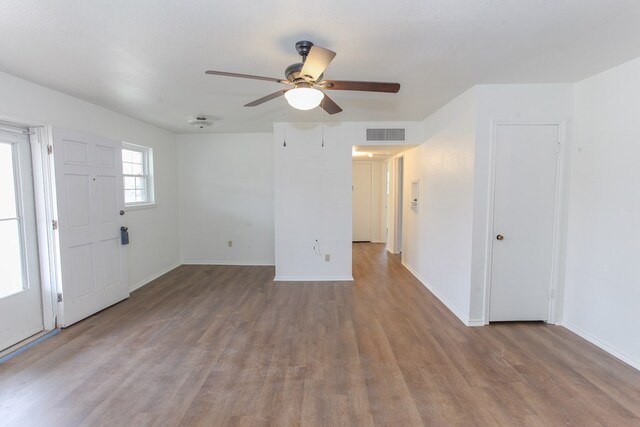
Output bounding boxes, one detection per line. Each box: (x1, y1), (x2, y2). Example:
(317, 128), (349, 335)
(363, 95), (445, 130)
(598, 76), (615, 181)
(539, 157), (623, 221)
(366, 128), (406, 142)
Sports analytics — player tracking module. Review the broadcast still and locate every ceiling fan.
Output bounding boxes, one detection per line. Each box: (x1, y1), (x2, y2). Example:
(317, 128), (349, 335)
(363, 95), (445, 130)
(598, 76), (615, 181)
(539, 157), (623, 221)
(205, 40), (400, 115)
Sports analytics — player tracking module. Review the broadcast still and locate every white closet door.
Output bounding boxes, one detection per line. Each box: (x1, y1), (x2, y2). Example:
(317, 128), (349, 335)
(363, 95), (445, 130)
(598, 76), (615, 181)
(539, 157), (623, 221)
(490, 124), (559, 321)
(52, 128), (128, 327)
(352, 163), (373, 242)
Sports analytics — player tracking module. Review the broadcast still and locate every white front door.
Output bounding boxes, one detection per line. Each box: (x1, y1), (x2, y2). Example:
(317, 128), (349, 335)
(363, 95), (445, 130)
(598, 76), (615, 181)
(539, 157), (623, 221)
(489, 124), (560, 321)
(352, 162), (372, 242)
(0, 129), (43, 350)
(52, 128), (128, 327)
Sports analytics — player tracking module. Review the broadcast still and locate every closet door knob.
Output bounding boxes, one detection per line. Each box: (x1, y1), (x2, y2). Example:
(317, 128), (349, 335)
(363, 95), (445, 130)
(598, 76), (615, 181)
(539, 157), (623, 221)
(496, 234), (504, 241)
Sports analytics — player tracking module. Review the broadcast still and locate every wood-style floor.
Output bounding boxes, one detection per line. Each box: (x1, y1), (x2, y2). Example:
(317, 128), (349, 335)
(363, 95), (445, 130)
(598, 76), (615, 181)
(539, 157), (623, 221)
(1, 244), (640, 426)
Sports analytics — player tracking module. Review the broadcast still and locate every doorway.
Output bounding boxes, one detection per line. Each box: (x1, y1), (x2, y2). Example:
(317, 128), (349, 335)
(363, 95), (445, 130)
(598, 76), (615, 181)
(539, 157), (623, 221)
(488, 124), (562, 322)
(0, 125), (44, 351)
(352, 146), (413, 264)
(352, 146), (401, 245)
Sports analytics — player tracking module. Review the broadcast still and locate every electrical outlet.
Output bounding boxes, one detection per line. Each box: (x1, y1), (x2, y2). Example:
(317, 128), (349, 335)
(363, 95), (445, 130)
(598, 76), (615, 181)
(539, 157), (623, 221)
(325, 254), (331, 262)
(228, 240), (233, 248)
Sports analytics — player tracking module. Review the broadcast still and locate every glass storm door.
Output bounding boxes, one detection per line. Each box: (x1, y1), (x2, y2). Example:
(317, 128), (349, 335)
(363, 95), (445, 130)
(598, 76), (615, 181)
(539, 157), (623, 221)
(0, 130), (43, 351)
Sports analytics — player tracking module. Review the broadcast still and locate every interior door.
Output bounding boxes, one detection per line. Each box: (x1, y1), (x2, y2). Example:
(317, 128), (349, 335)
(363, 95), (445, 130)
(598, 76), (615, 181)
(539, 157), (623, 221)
(52, 128), (128, 327)
(352, 162), (372, 242)
(489, 124), (559, 321)
(0, 128), (43, 350)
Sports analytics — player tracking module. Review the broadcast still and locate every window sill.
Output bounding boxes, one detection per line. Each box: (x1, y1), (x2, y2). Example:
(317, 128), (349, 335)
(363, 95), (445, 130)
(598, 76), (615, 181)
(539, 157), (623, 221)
(125, 203), (157, 211)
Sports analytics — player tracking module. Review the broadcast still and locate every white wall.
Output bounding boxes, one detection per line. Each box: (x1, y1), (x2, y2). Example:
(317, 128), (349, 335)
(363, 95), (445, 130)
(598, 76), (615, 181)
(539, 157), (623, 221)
(0, 71), (180, 291)
(470, 84), (574, 323)
(273, 121), (420, 281)
(400, 84), (574, 325)
(563, 57), (640, 370)
(402, 88), (477, 324)
(177, 133), (274, 265)
(273, 123), (353, 280)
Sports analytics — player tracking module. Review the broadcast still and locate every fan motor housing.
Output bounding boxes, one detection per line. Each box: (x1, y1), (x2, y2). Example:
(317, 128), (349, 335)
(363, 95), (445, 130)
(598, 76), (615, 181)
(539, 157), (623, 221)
(285, 62), (303, 82)
(285, 62), (322, 83)
(285, 40), (326, 83)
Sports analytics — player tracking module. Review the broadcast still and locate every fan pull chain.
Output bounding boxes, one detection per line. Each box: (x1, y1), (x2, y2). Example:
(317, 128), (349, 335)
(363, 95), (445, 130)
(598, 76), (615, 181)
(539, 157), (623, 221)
(320, 99), (325, 148)
(283, 114), (287, 147)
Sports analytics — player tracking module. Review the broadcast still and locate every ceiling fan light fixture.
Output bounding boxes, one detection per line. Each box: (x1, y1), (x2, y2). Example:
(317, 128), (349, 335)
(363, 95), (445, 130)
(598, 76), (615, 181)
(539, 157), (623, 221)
(285, 86), (324, 110)
(204, 40), (399, 115)
(188, 116), (214, 128)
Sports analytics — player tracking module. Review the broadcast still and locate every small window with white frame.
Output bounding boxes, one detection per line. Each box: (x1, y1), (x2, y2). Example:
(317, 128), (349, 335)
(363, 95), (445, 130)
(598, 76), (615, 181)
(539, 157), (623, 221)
(122, 142), (154, 206)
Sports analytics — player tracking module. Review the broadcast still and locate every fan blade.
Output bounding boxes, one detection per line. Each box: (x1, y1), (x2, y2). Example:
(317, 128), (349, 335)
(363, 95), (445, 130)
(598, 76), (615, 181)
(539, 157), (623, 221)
(300, 46), (336, 82)
(320, 93), (343, 115)
(205, 70), (291, 85)
(318, 80), (400, 93)
(244, 89), (289, 107)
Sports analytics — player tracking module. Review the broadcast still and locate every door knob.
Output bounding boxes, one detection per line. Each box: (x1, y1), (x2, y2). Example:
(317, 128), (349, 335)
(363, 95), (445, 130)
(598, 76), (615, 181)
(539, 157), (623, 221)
(496, 234), (504, 241)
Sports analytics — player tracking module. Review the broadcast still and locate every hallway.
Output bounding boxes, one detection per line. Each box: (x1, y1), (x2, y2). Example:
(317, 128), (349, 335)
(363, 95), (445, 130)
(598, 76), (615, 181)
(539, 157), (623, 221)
(0, 243), (639, 426)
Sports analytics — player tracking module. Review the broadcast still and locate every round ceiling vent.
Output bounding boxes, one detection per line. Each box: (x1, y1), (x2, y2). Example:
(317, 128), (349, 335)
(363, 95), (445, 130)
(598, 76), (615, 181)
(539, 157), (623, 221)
(188, 116), (214, 129)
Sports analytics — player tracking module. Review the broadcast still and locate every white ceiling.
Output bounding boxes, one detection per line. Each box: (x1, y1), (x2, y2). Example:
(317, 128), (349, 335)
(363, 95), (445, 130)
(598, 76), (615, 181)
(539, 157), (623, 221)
(1, 1), (640, 133)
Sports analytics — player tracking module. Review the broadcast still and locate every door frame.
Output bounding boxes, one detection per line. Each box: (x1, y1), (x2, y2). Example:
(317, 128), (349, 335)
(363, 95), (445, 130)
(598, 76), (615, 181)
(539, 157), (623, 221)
(0, 116), (58, 332)
(381, 161), (389, 244)
(30, 126), (59, 330)
(482, 120), (567, 325)
(394, 155), (404, 254)
(383, 154), (406, 255)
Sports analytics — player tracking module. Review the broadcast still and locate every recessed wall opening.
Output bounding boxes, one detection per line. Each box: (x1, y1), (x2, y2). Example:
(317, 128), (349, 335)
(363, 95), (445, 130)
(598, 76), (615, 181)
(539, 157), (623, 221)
(351, 145), (414, 265)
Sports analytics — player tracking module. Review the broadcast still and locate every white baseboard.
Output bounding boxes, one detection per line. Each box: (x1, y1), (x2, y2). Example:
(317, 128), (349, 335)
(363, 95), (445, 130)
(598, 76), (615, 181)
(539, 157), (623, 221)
(273, 275), (354, 282)
(129, 262), (181, 292)
(181, 260), (275, 266)
(401, 260), (470, 326)
(561, 321), (640, 372)
(467, 318), (486, 327)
